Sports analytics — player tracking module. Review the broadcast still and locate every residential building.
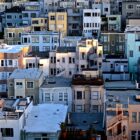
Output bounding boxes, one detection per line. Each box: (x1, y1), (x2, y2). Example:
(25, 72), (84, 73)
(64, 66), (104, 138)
(8, 68), (44, 104)
(0, 1), (12, 13)
(21, 31), (61, 52)
(0, 98), (33, 140)
(72, 74), (104, 113)
(105, 81), (140, 140)
(125, 26), (140, 80)
(83, 9), (101, 37)
(77, 39), (103, 73)
(4, 26), (31, 45)
(39, 77), (72, 111)
(110, 0), (122, 15)
(31, 17), (48, 31)
(100, 32), (125, 55)
(0, 44), (30, 97)
(49, 47), (77, 77)
(67, 8), (83, 36)
(22, 1), (43, 25)
(23, 53), (50, 77)
(2, 6), (23, 28)
(102, 15), (122, 32)
(48, 11), (68, 36)
(92, 0), (110, 15)
(102, 55), (130, 81)
(23, 104), (68, 140)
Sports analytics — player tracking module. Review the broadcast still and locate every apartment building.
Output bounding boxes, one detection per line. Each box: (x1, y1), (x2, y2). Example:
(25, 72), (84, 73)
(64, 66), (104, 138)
(102, 55), (130, 81)
(22, 1), (43, 25)
(77, 39), (103, 73)
(100, 32), (125, 55)
(21, 31), (60, 52)
(48, 11), (68, 36)
(0, 98), (33, 140)
(2, 6), (23, 28)
(110, 0), (122, 15)
(67, 8), (83, 36)
(31, 17), (48, 31)
(0, 44), (30, 97)
(125, 26), (140, 80)
(39, 77), (72, 111)
(4, 26), (31, 45)
(8, 68), (44, 104)
(101, 15), (122, 32)
(72, 73), (104, 113)
(105, 81), (140, 140)
(83, 9), (101, 37)
(92, 0), (110, 15)
(23, 104), (68, 140)
(0, 1), (12, 13)
(49, 47), (77, 77)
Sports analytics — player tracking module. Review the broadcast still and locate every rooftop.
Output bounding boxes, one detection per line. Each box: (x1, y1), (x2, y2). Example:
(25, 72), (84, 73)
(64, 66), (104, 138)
(9, 68), (43, 80)
(24, 104), (68, 133)
(70, 113), (104, 131)
(22, 31), (59, 35)
(105, 81), (136, 89)
(0, 44), (29, 53)
(125, 26), (140, 32)
(57, 47), (76, 53)
(72, 74), (104, 86)
(41, 77), (71, 88)
(5, 6), (24, 13)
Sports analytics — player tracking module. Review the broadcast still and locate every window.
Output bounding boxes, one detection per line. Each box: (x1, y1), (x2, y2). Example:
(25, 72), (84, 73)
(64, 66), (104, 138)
(43, 36), (50, 43)
(62, 57), (65, 63)
(92, 105), (98, 113)
(31, 13), (36, 18)
(84, 12), (91, 16)
(64, 93), (68, 101)
(54, 37), (58, 43)
(59, 93), (63, 101)
(23, 13), (28, 17)
(131, 131), (136, 140)
(58, 15), (64, 20)
(73, 58), (75, 63)
(77, 91), (82, 100)
(32, 36), (39, 43)
(16, 82), (23, 88)
(91, 92), (98, 100)
(69, 71), (72, 76)
(27, 82), (34, 89)
(81, 52), (85, 59)
(45, 93), (50, 101)
(50, 16), (55, 20)
(76, 105), (82, 112)
(139, 46), (140, 52)
(51, 57), (53, 63)
(139, 112), (140, 123)
(129, 50), (133, 57)
(104, 8), (108, 12)
(127, 4), (134, 9)
(132, 112), (137, 123)
(1, 128), (13, 137)
(69, 57), (72, 63)
(1, 60), (4, 66)
(8, 60), (12, 66)
(7, 15), (12, 19)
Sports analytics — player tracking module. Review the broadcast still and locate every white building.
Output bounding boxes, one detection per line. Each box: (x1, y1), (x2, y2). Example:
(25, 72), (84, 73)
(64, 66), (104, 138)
(23, 104), (68, 140)
(39, 77), (72, 111)
(21, 31), (61, 52)
(83, 9), (101, 37)
(0, 98), (33, 140)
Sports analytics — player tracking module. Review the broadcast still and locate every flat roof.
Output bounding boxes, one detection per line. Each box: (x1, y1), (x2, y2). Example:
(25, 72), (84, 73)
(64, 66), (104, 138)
(0, 44), (29, 53)
(57, 47), (76, 53)
(24, 104), (68, 133)
(105, 81), (136, 89)
(41, 77), (71, 88)
(9, 68), (42, 80)
(106, 90), (140, 109)
(70, 113), (104, 131)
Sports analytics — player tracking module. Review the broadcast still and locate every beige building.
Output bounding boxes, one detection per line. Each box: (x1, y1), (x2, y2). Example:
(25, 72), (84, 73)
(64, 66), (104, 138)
(8, 68), (44, 104)
(4, 26), (31, 45)
(72, 72), (104, 113)
(31, 17), (48, 31)
(105, 81), (140, 140)
(0, 44), (30, 97)
(48, 11), (67, 36)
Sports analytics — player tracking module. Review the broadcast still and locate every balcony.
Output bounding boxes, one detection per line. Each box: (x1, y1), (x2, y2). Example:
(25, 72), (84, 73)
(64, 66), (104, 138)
(108, 132), (123, 140)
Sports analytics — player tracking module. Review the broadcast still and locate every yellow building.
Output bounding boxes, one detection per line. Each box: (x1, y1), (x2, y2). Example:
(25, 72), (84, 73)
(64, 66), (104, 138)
(48, 12), (67, 36)
(31, 17), (48, 31)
